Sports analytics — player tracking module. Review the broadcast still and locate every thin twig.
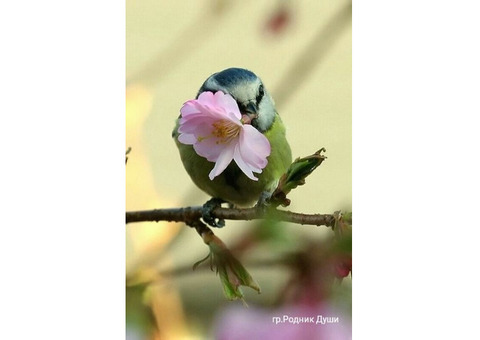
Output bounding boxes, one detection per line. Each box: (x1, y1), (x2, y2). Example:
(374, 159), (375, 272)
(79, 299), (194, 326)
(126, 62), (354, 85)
(126, 206), (336, 227)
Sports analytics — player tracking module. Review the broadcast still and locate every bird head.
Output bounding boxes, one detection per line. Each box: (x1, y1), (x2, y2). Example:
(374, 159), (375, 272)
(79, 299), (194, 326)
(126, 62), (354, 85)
(197, 68), (276, 132)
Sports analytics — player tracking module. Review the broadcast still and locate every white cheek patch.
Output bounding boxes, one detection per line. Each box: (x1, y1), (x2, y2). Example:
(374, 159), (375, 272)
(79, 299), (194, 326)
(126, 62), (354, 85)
(256, 95), (276, 132)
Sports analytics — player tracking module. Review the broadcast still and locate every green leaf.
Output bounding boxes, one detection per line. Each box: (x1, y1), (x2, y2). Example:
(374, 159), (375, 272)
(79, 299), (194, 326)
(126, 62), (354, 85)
(207, 237), (261, 301)
(270, 149), (327, 206)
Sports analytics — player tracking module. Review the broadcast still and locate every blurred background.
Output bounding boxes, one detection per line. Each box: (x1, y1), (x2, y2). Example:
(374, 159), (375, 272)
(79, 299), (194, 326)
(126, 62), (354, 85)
(126, 0), (351, 339)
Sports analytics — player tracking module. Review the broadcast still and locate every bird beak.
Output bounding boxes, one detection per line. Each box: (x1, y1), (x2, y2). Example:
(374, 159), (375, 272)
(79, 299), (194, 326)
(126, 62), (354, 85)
(240, 102), (258, 124)
(244, 102), (258, 116)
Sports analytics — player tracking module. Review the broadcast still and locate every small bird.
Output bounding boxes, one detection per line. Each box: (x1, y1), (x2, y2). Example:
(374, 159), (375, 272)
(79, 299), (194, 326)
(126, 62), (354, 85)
(173, 68), (292, 224)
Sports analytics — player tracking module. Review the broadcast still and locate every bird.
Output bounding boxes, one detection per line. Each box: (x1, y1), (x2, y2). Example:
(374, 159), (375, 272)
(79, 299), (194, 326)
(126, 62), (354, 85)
(172, 68), (292, 225)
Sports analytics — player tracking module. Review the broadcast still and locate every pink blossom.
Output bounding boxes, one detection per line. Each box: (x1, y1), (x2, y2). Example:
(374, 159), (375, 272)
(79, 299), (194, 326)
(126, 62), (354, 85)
(214, 303), (351, 340)
(178, 91), (271, 181)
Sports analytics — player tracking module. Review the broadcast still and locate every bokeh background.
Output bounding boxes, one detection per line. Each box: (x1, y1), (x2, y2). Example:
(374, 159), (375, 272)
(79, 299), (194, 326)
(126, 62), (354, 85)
(126, 1), (351, 339)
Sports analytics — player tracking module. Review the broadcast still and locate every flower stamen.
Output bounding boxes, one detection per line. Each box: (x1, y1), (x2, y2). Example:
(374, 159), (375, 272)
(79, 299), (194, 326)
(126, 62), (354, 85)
(212, 120), (241, 144)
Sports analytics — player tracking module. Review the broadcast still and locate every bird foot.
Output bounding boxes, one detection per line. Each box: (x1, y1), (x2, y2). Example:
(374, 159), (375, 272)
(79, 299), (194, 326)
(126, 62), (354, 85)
(255, 191), (272, 212)
(202, 198), (226, 228)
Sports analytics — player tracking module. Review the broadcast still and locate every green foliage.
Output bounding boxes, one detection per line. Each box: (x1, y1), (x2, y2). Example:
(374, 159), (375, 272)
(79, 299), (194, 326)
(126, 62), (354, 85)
(194, 232), (260, 302)
(270, 148), (327, 207)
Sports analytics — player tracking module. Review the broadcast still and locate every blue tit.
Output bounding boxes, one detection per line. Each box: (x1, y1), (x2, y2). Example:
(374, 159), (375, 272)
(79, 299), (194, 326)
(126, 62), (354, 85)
(173, 67), (292, 208)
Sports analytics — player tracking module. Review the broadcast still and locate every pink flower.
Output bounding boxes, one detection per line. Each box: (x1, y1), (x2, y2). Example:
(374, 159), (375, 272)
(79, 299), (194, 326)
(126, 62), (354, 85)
(214, 303), (351, 340)
(178, 91), (271, 181)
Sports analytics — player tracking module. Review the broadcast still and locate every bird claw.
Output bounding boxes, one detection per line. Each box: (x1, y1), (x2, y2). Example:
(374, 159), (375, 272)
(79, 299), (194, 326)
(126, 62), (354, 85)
(202, 198), (226, 228)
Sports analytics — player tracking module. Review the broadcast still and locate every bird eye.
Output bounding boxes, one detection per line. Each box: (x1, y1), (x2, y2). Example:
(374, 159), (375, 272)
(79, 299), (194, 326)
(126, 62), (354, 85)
(256, 84), (265, 104)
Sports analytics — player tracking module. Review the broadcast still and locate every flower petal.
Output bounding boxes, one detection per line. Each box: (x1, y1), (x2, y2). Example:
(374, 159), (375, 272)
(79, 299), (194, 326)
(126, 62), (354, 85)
(180, 101), (201, 117)
(233, 144), (258, 181)
(179, 116), (215, 134)
(193, 137), (227, 162)
(178, 133), (197, 145)
(214, 91), (242, 120)
(208, 144), (236, 180)
(238, 125), (271, 168)
(197, 91), (216, 106)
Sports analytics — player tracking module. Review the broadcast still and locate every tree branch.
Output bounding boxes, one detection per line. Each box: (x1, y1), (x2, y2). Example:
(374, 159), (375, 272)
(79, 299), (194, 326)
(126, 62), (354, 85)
(126, 206), (336, 227)
(125, 149), (339, 228)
